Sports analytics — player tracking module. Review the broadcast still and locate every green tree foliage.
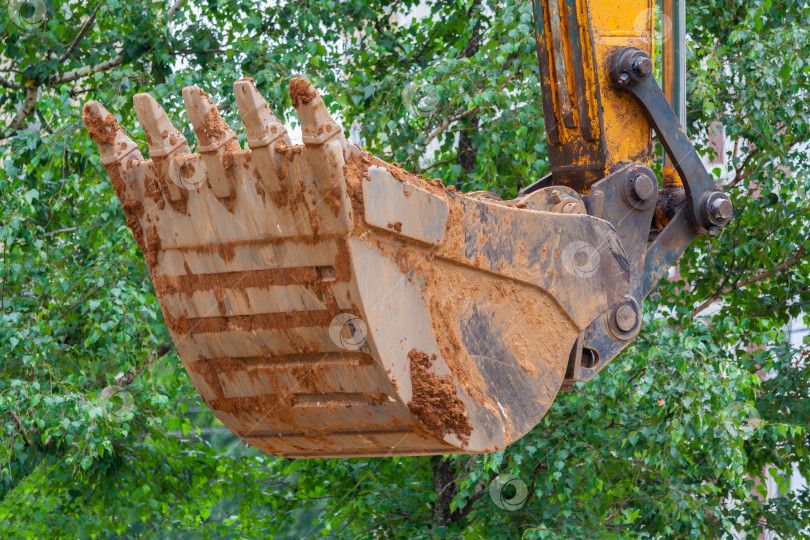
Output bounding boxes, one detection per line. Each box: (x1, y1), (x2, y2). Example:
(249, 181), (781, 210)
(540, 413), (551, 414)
(1, 0), (809, 537)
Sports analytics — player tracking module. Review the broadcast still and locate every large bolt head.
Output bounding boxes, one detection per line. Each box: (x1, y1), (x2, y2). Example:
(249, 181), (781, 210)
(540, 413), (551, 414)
(632, 56), (654, 77)
(710, 196), (733, 222)
(703, 192), (733, 227)
(630, 173), (656, 202)
(615, 305), (638, 332)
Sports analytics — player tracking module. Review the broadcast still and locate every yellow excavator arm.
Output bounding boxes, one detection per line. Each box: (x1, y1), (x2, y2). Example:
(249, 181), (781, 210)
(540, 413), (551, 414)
(82, 1), (731, 457)
(533, 0), (654, 190)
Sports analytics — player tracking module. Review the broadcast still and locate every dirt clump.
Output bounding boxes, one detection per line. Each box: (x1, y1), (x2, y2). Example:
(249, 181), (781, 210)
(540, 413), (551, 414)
(121, 200), (146, 251)
(184, 87), (240, 153)
(407, 349), (472, 446)
(203, 107), (227, 142)
(342, 148), (370, 231)
(275, 141), (304, 159)
(289, 77), (319, 108)
(82, 103), (119, 145)
(143, 167), (165, 209)
(145, 225), (162, 268)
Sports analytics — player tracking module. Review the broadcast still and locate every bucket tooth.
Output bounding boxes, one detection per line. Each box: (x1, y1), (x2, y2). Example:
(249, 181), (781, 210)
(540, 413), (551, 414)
(288, 77), (349, 206)
(82, 101), (143, 170)
(182, 86), (240, 199)
(133, 93), (190, 156)
(289, 77), (342, 146)
(81, 100), (148, 250)
(233, 78), (291, 193)
(133, 93), (189, 202)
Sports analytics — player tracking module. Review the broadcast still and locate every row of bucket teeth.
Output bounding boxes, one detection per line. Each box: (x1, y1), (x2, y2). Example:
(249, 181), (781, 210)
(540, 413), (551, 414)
(82, 76), (346, 215)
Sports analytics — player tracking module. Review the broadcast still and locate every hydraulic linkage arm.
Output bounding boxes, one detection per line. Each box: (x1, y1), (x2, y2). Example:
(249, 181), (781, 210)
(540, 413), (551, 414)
(529, 0), (733, 384)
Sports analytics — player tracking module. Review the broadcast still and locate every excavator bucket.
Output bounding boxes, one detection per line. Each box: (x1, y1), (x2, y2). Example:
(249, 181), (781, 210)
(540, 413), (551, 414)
(82, 78), (632, 457)
(82, 0), (734, 458)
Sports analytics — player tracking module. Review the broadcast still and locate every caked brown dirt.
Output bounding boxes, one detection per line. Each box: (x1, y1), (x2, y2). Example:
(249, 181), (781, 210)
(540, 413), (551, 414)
(189, 88), (242, 202)
(289, 77), (319, 108)
(407, 350), (472, 446)
(82, 103), (118, 146)
(143, 174), (165, 209)
(121, 199), (146, 251)
(203, 107), (227, 142)
(145, 157), (190, 215)
(342, 148), (371, 232)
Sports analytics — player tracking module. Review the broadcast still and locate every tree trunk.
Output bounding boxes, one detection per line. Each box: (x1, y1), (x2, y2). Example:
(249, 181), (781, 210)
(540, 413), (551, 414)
(458, 117), (479, 175)
(457, 1), (482, 176)
(431, 457), (457, 527)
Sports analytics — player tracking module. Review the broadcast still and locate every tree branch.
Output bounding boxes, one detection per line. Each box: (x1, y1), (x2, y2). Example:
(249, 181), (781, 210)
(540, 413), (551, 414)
(727, 146), (759, 189)
(525, 460), (549, 504)
(373, 0), (402, 33)
(60, 4), (103, 62)
(750, 292), (810, 320)
(167, 0), (187, 19)
(11, 409), (32, 447)
(116, 342), (173, 388)
(451, 485), (489, 522)
(53, 0), (187, 85)
(0, 74), (21, 90)
(431, 457), (457, 527)
(44, 226), (80, 237)
(54, 55), (124, 84)
(421, 73), (515, 149)
(422, 148), (475, 173)
(691, 246), (809, 318)
(425, 105), (480, 147)
(7, 84), (39, 132)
